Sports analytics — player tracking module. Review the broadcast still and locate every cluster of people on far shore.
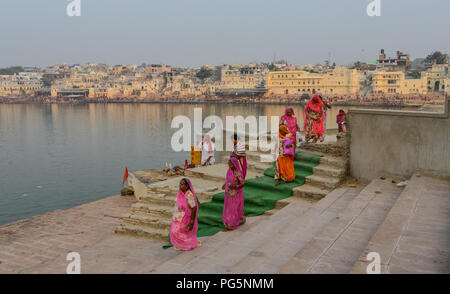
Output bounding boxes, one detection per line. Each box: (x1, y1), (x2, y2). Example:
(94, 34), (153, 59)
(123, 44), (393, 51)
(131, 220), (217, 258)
(168, 93), (347, 251)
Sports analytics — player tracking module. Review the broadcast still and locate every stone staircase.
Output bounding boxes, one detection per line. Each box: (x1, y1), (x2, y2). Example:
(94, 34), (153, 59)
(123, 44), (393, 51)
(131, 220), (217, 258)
(115, 152), (268, 241)
(146, 174), (450, 274)
(350, 174), (450, 274)
(115, 176), (225, 241)
(116, 144), (349, 242)
(292, 150), (348, 200)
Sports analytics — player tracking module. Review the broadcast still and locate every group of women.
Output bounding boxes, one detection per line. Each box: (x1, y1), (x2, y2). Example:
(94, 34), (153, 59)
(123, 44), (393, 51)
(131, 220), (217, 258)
(169, 93), (346, 251)
(170, 134), (248, 251)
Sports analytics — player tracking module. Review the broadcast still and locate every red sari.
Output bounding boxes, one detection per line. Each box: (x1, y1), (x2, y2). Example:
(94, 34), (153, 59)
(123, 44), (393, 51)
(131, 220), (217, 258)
(303, 95), (325, 142)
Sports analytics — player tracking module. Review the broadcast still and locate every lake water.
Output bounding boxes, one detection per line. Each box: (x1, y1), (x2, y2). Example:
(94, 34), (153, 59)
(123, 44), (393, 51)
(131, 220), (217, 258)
(0, 103), (429, 225)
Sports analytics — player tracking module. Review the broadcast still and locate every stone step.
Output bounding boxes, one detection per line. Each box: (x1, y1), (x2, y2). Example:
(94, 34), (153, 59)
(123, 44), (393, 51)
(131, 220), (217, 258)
(245, 151), (263, 162)
(150, 200), (314, 273)
(292, 184), (331, 200)
(147, 177), (222, 201)
(131, 202), (173, 219)
(226, 187), (360, 273)
(318, 155), (348, 169)
(140, 193), (176, 206)
(351, 174), (450, 274)
(184, 163), (231, 182)
(115, 223), (169, 242)
(245, 141), (273, 154)
(121, 212), (172, 230)
(279, 178), (402, 274)
(246, 162), (274, 173)
(313, 164), (346, 179)
(306, 174), (342, 190)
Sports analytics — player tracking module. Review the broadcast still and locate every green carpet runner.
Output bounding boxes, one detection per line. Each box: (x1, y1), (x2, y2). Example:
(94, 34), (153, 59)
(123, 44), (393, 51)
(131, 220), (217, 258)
(163, 150), (321, 248)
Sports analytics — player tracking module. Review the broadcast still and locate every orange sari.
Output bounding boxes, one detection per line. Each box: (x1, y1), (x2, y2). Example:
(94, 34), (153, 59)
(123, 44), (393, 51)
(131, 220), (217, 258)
(274, 132), (295, 182)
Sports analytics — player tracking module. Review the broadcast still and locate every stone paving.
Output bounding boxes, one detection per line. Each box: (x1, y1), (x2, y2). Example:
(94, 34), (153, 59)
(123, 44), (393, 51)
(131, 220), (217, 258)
(0, 194), (178, 274)
(351, 174), (450, 274)
(1, 174), (448, 274)
(279, 178), (402, 274)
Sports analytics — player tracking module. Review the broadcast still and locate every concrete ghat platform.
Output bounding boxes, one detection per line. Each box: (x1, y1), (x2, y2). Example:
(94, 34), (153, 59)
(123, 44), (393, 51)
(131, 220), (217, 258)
(0, 195), (179, 274)
(1, 174), (448, 273)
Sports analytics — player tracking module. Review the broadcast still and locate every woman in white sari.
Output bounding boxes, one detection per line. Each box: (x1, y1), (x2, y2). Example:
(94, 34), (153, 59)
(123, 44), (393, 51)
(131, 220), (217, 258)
(199, 135), (216, 166)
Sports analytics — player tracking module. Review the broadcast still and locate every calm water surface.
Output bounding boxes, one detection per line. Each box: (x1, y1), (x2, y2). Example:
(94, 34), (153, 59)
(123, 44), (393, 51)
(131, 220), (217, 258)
(0, 103), (428, 225)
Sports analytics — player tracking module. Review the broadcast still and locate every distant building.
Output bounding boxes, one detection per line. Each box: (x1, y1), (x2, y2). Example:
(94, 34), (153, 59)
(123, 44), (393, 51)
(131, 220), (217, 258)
(376, 49), (410, 71)
(372, 71), (428, 95)
(216, 65), (268, 97)
(266, 67), (359, 96)
(372, 63), (450, 95)
(146, 64), (171, 74)
(220, 65), (267, 89)
(424, 64), (449, 93)
(0, 72), (43, 96)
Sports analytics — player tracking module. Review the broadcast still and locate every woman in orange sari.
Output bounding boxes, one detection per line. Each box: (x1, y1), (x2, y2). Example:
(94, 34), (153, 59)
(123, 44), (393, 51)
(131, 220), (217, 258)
(275, 125), (296, 186)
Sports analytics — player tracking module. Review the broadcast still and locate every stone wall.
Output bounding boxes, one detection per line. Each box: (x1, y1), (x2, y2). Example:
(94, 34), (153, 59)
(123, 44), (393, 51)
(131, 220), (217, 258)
(299, 133), (349, 158)
(349, 98), (450, 181)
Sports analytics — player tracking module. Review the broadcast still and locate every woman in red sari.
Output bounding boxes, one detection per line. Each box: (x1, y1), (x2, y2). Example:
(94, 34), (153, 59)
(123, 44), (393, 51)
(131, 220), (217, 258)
(303, 94), (325, 143)
(280, 107), (300, 147)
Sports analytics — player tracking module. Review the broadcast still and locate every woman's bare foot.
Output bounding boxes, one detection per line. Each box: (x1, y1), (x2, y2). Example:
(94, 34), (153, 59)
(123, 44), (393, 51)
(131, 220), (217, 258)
(222, 224), (232, 231)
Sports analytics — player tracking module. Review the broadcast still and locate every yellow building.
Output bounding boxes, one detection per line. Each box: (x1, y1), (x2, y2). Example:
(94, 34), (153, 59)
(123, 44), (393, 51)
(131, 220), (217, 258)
(424, 64), (449, 93)
(221, 66), (267, 89)
(372, 72), (404, 94)
(88, 87), (108, 98)
(373, 64), (450, 95)
(0, 73), (43, 96)
(266, 67), (358, 96)
(373, 71), (429, 95)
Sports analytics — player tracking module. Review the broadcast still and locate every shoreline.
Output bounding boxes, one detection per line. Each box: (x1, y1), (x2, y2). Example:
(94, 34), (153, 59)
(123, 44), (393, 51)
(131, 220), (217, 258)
(0, 99), (434, 108)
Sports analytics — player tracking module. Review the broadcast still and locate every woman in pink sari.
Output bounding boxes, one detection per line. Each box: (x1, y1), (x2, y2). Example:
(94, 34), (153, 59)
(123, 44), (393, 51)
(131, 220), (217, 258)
(170, 178), (200, 251)
(303, 94), (325, 143)
(280, 107), (300, 147)
(221, 158), (246, 231)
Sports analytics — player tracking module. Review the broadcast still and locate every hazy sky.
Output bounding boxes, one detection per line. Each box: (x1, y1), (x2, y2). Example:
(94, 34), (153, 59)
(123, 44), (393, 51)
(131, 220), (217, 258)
(1, 0), (449, 68)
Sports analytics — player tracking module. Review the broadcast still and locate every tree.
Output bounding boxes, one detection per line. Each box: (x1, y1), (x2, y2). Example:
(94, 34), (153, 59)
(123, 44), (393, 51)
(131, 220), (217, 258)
(425, 51), (448, 65)
(268, 63), (277, 71)
(352, 61), (363, 70)
(213, 67), (222, 81)
(301, 93), (310, 101)
(42, 74), (56, 87)
(406, 70), (421, 79)
(0, 66), (23, 75)
(196, 68), (212, 81)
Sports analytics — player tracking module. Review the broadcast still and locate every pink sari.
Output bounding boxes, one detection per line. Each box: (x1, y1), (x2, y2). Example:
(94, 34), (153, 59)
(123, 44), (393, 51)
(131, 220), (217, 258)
(170, 179), (199, 250)
(232, 142), (247, 179)
(237, 156), (247, 180)
(223, 158), (245, 230)
(280, 107), (298, 144)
